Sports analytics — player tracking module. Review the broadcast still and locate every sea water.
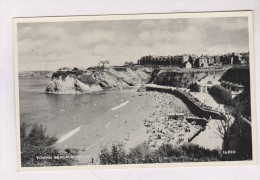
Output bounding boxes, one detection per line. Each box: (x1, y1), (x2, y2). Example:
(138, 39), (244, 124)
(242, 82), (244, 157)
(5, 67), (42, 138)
(19, 77), (133, 138)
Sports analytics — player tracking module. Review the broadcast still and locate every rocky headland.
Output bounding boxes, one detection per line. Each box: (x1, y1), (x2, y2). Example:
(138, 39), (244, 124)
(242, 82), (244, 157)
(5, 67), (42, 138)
(44, 66), (231, 94)
(45, 67), (153, 94)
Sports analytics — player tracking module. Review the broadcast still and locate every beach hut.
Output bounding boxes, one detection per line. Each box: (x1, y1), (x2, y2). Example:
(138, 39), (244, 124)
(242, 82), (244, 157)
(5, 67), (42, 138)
(167, 113), (185, 121)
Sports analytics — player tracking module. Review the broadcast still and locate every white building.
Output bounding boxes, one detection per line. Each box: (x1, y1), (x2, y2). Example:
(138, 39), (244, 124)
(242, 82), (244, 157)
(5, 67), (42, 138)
(183, 61), (192, 69)
(197, 75), (221, 93)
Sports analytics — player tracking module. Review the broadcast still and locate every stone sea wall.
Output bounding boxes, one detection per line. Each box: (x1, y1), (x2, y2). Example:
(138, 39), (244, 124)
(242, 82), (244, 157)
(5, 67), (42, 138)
(145, 85), (225, 120)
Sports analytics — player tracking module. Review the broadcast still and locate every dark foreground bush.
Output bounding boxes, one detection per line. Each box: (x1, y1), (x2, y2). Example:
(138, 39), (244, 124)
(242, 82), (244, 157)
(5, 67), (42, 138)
(157, 144), (185, 158)
(21, 123), (78, 167)
(99, 143), (128, 164)
(99, 142), (220, 165)
(128, 143), (155, 163)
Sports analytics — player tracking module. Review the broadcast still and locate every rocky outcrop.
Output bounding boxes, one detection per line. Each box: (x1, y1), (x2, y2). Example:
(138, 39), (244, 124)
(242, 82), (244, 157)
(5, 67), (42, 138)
(108, 67), (151, 86)
(45, 67), (152, 94)
(45, 75), (102, 94)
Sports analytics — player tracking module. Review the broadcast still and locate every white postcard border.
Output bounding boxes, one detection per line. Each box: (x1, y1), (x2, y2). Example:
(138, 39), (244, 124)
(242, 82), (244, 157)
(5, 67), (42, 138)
(13, 11), (257, 172)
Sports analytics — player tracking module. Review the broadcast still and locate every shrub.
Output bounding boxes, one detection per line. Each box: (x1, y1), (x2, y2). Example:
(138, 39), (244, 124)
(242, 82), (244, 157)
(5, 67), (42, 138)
(189, 83), (199, 92)
(21, 123), (78, 167)
(99, 142), (220, 165)
(180, 143), (220, 161)
(25, 124), (57, 147)
(99, 143), (128, 165)
(158, 144), (185, 158)
(128, 143), (154, 163)
(99, 147), (112, 165)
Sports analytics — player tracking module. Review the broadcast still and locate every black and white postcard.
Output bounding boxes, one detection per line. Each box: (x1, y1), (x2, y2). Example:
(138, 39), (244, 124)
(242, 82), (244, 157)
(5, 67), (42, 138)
(13, 11), (257, 171)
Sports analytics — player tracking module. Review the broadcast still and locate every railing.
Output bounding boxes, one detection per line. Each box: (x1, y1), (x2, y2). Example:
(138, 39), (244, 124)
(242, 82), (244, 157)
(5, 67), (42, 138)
(145, 84), (225, 120)
(173, 89), (225, 120)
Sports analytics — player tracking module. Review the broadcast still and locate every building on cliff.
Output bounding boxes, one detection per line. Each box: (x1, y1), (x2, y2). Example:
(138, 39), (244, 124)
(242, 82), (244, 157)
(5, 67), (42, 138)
(58, 67), (73, 72)
(210, 80), (245, 103)
(196, 75), (221, 93)
(241, 52), (249, 64)
(194, 55), (209, 68)
(220, 52), (242, 65)
(137, 54), (191, 67)
(213, 55), (221, 64)
(182, 61), (192, 69)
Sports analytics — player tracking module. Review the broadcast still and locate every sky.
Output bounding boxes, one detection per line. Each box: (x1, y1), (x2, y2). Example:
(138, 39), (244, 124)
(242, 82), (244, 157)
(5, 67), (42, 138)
(17, 17), (249, 71)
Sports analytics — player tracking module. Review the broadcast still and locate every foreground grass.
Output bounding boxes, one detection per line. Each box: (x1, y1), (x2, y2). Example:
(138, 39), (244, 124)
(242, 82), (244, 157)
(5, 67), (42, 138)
(99, 142), (220, 165)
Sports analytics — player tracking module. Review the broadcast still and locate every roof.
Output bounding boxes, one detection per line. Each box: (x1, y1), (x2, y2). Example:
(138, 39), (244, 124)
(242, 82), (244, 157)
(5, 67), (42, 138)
(221, 80), (245, 88)
(183, 61), (191, 66)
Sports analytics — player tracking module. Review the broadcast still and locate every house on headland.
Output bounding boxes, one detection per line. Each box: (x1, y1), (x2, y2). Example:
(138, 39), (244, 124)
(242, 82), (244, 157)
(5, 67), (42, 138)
(194, 55), (208, 68)
(182, 61), (192, 69)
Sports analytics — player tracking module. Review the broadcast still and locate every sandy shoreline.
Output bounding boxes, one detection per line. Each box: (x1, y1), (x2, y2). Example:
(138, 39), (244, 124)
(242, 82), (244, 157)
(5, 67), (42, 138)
(54, 89), (153, 164)
(53, 89), (199, 165)
(47, 86), (225, 165)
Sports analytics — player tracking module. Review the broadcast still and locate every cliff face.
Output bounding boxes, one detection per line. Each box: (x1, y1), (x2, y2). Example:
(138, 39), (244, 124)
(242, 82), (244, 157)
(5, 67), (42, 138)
(45, 75), (102, 94)
(45, 67), (152, 94)
(150, 69), (225, 88)
(151, 70), (205, 88)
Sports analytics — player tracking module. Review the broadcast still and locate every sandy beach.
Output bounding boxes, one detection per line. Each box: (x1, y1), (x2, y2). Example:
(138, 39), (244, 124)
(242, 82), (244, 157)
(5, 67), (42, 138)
(53, 89), (203, 165)
(53, 90), (154, 165)
(143, 91), (204, 149)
